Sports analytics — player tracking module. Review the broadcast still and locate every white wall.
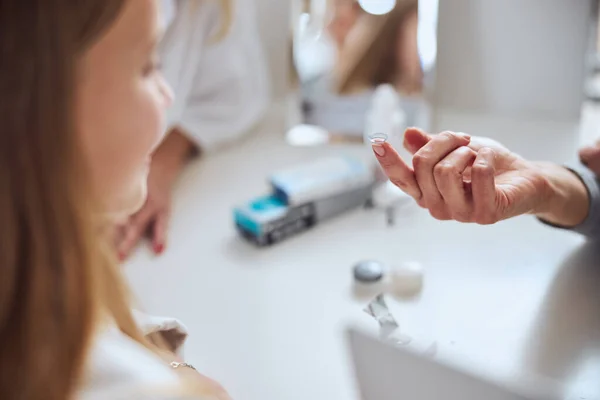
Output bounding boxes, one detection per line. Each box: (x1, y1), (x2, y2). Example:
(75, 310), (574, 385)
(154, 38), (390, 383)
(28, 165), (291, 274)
(254, 0), (291, 100)
(433, 0), (593, 120)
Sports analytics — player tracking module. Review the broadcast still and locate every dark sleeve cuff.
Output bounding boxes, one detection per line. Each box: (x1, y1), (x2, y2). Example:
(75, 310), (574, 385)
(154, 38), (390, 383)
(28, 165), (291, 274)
(538, 162), (600, 238)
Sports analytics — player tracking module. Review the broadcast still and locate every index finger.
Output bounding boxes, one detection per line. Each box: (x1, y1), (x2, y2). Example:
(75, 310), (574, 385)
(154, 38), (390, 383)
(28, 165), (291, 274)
(373, 141), (422, 200)
(579, 145), (600, 165)
(403, 127), (432, 154)
(151, 211), (169, 255)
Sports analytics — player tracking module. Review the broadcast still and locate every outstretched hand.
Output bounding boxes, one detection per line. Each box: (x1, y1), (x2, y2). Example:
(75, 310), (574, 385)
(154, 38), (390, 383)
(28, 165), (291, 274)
(372, 128), (551, 224)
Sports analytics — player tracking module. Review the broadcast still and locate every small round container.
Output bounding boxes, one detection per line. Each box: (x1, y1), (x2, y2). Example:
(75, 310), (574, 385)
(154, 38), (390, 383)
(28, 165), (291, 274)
(353, 260), (385, 283)
(351, 260), (387, 300)
(390, 261), (424, 298)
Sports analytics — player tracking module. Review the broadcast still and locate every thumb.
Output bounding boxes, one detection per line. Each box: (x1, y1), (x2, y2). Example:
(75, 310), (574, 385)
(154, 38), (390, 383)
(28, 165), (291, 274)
(403, 127), (431, 155)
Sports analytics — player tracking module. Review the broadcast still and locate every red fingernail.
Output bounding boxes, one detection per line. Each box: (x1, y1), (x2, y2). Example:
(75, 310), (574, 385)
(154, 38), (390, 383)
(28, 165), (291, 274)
(154, 243), (165, 255)
(118, 252), (126, 262)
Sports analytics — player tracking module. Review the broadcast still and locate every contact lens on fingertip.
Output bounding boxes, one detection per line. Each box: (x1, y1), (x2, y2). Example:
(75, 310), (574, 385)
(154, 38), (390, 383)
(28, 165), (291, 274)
(368, 132), (388, 145)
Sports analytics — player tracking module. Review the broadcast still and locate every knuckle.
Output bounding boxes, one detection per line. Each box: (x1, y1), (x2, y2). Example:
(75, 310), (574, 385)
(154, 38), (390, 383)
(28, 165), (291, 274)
(452, 209), (472, 223)
(440, 130), (462, 143)
(472, 163), (493, 178)
(474, 211), (498, 225)
(439, 131), (455, 140)
(478, 147), (495, 157)
(412, 152), (431, 169)
(433, 161), (457, 181)
(390, 177), (410, 191)
(416, 198), (428, 209)
(429, 207), (450, 221)
(460, 146), (477, 158)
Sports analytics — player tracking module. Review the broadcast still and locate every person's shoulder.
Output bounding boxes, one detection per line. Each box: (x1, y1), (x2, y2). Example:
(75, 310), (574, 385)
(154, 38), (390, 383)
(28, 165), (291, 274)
(77, 325), (184, 400)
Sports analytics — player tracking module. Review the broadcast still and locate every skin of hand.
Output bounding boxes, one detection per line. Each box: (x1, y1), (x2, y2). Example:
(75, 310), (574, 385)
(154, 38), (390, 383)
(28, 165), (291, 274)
(579, 140), (600, 176)
(373, 128), (589, 226)
(117, 127), (196, 260)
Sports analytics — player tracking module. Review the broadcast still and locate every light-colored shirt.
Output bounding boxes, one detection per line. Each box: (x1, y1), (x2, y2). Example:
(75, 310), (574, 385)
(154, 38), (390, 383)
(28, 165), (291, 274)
(77, 313), (200, 400)
(159, 0), (270, 152)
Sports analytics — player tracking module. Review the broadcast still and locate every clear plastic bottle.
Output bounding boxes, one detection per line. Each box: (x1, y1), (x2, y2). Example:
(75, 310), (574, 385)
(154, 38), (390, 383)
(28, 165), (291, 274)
(364, 85), (413, 214)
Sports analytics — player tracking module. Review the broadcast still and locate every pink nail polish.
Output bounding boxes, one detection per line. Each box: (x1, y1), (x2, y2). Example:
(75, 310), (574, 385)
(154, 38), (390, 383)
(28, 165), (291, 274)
(154, 243), (165, 255)
(372, 145), (386, 157)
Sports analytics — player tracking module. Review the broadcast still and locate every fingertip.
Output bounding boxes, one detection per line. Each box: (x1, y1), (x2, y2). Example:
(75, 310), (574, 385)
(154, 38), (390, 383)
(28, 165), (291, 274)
(372, 142), (386, 157)
(477, 146), (496, 162)
(405, 126), (423, 135)
(579, 146), (598, 162)
(458, 132), (471, 141)
(152, 213), (169, 255)
(404, 128), (430, 154)
(153, 243), (165, 255)
(405, 127), (429, 141)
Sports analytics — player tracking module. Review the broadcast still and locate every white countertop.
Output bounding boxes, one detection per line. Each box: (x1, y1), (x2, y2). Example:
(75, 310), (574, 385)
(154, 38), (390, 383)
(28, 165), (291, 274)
(125, 106), (600, 400)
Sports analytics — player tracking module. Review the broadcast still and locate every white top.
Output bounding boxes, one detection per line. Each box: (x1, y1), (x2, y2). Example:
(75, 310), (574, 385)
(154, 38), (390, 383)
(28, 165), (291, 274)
(159, 0), (270, 151)
(77, 312), (200, 400)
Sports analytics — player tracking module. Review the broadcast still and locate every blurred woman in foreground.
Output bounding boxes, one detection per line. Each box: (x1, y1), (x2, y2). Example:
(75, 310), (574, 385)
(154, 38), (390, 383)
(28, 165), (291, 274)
(0, 0), (228, 398)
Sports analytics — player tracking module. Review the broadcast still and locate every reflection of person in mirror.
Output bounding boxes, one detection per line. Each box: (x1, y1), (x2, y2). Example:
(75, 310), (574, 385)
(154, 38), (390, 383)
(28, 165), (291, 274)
(327, 0), (361, 50)
(116, 0), (270, 260)
(328, 0), (422, 95)
(300, 0), (423, 136)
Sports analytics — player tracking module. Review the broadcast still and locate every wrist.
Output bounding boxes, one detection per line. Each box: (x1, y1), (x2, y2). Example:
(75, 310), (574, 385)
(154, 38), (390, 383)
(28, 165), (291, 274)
(529, 162), (563, 215)
(152, 128), (196, 177)
(531, 162), (589, 227)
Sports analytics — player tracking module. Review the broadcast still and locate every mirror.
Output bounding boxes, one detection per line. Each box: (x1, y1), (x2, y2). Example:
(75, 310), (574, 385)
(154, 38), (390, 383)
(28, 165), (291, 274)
(289, 0), (438, 146)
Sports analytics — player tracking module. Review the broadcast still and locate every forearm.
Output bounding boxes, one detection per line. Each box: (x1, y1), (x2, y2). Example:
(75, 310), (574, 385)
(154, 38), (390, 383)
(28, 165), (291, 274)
(533, 162), (590, 228)
(153, 127), (198, 177)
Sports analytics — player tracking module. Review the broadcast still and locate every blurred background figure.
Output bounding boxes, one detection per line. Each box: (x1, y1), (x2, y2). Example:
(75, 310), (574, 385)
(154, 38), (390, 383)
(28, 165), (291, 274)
(291, 0), (437, 139)
(329, 0), (422, 95)
(117, 0), (270, 259)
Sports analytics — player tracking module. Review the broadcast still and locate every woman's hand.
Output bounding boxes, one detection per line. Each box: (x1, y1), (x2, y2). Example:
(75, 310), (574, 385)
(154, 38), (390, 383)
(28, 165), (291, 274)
(372, 128), (555, 224)
(579, 140), (600, 176)
(117, 128), (195, 260)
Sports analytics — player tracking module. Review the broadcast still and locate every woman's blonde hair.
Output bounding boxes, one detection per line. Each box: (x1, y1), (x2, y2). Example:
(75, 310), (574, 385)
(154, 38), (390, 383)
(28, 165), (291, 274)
(0, 1), (191, 399)
(216, 0), (233, 40)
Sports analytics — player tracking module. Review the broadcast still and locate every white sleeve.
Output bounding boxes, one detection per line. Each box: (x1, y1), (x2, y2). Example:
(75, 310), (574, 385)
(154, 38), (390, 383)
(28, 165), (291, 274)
(132, 310), (189, 357)
(163, 0), (271, 152)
